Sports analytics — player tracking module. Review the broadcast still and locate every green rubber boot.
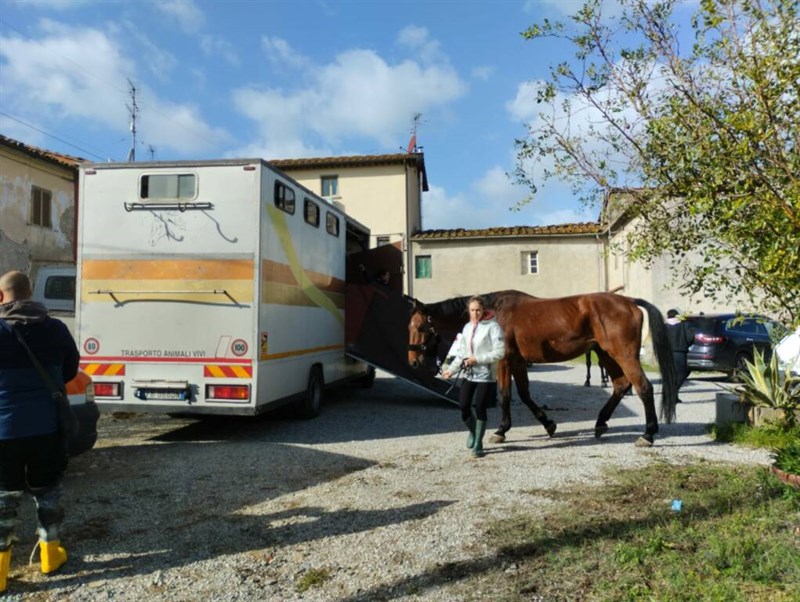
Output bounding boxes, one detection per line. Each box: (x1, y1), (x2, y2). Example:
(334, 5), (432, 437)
(472, 419), (487, 458)
(463, 416), (476, 449)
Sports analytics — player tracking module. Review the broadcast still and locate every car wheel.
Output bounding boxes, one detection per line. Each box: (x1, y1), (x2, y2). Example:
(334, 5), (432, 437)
(295, 365), (324, 419)
(732, 352), (752, 382)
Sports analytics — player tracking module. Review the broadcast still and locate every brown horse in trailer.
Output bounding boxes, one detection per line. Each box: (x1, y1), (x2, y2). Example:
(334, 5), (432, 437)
(407, 290), (677, 447)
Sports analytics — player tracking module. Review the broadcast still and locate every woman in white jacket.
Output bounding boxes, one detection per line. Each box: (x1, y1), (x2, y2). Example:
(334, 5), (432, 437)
(442, 296), (506, 457)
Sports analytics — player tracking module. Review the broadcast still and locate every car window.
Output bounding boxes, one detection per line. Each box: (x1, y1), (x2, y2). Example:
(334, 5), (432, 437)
(725, 318), (755, 334)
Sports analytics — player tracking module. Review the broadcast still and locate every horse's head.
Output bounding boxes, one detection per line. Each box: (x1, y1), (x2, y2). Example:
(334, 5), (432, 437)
(407, 300), (438, 369)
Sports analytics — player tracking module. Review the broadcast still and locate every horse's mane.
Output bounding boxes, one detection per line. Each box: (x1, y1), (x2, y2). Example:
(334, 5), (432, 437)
(422, 290), (532, 318)
(424, 295), (470, 318)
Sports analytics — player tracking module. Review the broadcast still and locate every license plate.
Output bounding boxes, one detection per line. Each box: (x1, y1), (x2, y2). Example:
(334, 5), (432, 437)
(138, 388), (187, 401)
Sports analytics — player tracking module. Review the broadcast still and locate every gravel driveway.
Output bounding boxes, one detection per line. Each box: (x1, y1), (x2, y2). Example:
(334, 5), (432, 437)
(7, 364), (771, 601)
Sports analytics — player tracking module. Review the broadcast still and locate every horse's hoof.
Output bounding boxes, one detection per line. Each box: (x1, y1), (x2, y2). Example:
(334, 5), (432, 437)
(594, 424), (608, 439)
(635, 436), (654, 448)
(545, 422), (557, 437)
(489, 434), (505, 444)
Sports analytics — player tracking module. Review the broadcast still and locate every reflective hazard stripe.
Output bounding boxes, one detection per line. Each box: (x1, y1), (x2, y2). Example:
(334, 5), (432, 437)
(80, 363), (126, 376)
(203, 365), (253, 378)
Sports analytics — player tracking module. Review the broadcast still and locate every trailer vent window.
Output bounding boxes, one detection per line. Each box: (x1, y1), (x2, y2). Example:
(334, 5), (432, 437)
(304, 198), (320, 227)
(274, 182), (296, 214)
(326, 212), (340, 237)
(140, 174), (196, 200)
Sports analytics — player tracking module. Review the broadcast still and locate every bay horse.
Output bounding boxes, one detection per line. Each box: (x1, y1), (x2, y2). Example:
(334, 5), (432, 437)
(407, 290), (677, 447)
(584, 344), (609, 387)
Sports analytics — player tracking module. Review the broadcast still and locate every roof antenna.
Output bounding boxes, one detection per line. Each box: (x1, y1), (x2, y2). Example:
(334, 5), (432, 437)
(405, 112), (423, 154)
(126, 78), (138, 162)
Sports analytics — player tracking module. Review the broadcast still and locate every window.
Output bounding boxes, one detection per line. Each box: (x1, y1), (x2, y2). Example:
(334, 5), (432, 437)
(321, 175), (338, 197)
(326, 211), (340, 236)
(522, 251), (539, 274)
(30, 186), (52, 228)
(376, 236), (390, 247)
(274, 181), (296, 214)
(43, 275), (75, 301)
(44, 276), (75, 301)
(140, 174), (196, 199)
(415, 255), (432, 279)
(304, 198), (320, 227)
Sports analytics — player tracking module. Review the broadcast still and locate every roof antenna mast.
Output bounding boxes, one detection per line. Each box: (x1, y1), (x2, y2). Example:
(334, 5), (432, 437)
(406, 112), (422, 154)
(126, 78), (138, 162)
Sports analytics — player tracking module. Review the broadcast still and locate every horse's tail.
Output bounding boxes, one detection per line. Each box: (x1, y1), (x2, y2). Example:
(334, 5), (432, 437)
(634, 299), (678, 423)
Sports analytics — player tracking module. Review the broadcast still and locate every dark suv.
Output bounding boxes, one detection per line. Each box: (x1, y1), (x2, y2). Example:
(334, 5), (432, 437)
(685, 313), (786, 378)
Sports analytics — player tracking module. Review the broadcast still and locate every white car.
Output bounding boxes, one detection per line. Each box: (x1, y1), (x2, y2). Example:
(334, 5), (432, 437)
(774, 326), (800, 379)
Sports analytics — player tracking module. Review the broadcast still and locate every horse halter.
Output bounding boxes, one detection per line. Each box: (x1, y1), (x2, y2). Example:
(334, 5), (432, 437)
(408, 313), (438, 356)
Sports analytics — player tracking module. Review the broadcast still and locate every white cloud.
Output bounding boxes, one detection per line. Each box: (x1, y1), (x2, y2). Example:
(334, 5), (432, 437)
(471, 66), (494, 81)
(151, 0), (206, 33)
(201, 34), (240, 67)
(523, 0), (626, 18)
(121, 21), (178, 82)
(506, 80), (540, 122)
(506, 56), (669, 194)
(232, 45), (466, 156)
(8, 0), (90, 9)
(0, 20), (228, 158)
(396, 25), (445, 64)
(261, 36), (310, 70)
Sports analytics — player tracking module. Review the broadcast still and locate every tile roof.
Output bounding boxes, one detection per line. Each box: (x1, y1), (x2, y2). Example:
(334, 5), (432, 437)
(270, 152), (429, 191)
(270, 152), (421, 169)
(0, 134), (85, 169)
(412, 223), (603, 240)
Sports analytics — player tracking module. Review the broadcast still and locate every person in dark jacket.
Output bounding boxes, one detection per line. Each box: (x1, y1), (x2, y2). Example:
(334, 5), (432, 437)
(0, 271), (79, 593)
(666, 308), (692, 403)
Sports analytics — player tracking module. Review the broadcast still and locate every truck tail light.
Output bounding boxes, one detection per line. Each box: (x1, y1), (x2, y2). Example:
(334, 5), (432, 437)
(695, 333), (725, 344)
(206, 384), (250, 400)
(94, 382), (121, 398)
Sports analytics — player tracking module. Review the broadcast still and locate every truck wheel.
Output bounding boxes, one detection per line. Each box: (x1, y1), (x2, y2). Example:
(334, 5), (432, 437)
(296, 366), (324, 419)
(358, 366), (376, 389)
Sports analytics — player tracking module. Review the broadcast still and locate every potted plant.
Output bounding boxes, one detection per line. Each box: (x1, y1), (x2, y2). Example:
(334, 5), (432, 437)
(733, 348), (800, 429)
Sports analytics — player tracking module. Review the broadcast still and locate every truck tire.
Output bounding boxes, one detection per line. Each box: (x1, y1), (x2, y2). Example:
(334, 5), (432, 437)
(358, 366), (376, 389)
(296, 365), (324, 419)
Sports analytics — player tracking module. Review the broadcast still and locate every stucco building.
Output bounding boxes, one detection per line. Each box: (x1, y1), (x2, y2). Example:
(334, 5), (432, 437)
(271, 153), (428, 294)
(0, 134), (83, 274)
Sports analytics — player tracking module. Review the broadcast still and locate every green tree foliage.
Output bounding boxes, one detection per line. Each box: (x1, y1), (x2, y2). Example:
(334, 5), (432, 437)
(516, 0), (799, 323)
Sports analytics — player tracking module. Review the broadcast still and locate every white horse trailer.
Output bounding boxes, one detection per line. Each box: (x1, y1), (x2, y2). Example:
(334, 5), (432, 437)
(76, 158), (370, 417)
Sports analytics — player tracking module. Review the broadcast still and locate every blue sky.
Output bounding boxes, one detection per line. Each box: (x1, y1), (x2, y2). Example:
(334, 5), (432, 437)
(0, 0), (695, 230)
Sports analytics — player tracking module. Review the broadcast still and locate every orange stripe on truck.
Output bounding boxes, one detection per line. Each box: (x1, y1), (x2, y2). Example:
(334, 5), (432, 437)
(82, 258), (254, 280)
(80, 363), (126, 376)
(203, 365), (253, 378)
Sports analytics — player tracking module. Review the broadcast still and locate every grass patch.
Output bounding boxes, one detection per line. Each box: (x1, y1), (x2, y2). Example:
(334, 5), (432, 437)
(295, 567), (331, 593)
(481, 462), (800, 601)
(710, 422), (800, 452)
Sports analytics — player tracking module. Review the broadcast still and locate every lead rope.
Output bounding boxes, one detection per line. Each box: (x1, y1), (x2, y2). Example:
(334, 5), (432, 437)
(444, 360), (472, 395)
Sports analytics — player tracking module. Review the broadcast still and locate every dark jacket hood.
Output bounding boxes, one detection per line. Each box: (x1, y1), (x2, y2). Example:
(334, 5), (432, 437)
(0, 300), (49, 325)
